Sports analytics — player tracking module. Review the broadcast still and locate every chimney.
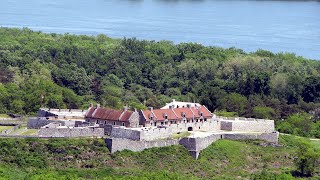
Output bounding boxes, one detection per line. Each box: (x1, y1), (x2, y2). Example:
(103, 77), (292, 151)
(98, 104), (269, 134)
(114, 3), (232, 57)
(187, 104), (191, 108)
(148, 107), (153, 111)
(90, 103), (93, 107)
(134, 108), (137, 112)
(172, 99), (175, 102)
(123, 106), (128, 111)
(96, 104), (100, 108)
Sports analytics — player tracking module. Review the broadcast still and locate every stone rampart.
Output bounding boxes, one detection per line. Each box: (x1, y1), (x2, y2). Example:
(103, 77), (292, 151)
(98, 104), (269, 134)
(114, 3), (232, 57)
(110, 120), (221, 141)
(110, 127), (141, 140)
(105, 138), (180, 153)
(220, 120), (274, 132)
(28, 118), (54, 129)
(39, 127), (104, 137)
(106, 131), (279, 159)
(28, 118), (79, 129)
(179, 134), (223, 159)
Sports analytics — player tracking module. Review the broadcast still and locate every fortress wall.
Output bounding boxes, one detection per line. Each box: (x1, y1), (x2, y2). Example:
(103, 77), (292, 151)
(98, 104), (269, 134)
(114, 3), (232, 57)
(220, 121), (233, 131)
(220, 120), (275, 133)
(141, 120), (220, 141)
(179, 134), (223, 159)
(27, 118), (57, 129)
(105, 138), (180, 153)
(39, 127), (104, 138)
(140, 127), (174, 140)
(27, 118), (79, 129)
(110, 120), (220, 141)
(106, 131), (279, 159)
(110, 127), (142, 140)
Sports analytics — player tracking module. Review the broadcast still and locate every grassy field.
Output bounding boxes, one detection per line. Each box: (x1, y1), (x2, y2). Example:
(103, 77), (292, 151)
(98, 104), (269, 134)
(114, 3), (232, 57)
(310, 139), (320, 150)
(0, 114), (10, 118)
(19, 129), (39, 135)
(0, 126), (14, 132)
(171, 131), (191, 139)
(0, 135), (317, 179)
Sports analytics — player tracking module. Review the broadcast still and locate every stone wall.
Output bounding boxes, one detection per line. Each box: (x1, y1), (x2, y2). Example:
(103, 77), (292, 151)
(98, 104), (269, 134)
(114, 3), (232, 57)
(110, 127), (142, 140)
(27, 118), (79, 129)
(110, 120), (220, 141)
(179, 134), (223, 159)
(104, 125), (113, 136)
(106, 131), (279, 159)
(220, 119), (274, 133)
(39, 127), (104, 137)
(105, 138), (180, 153)
(28, 118), (55, 129)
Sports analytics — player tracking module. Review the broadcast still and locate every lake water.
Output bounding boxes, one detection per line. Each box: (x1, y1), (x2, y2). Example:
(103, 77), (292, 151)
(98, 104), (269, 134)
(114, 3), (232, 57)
(0, 0), (319, 60)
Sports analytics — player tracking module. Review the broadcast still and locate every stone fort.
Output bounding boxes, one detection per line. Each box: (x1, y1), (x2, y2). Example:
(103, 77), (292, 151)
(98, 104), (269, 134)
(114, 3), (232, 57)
(28, 100), (279, 159)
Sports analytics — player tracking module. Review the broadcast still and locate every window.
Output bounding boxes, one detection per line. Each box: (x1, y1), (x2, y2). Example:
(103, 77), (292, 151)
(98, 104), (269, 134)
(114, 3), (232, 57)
(161, 122), (164, 125)
(204, 118), (207, 122)
(170, 121), (173, 124)
(122, 122), (125, 126)
(113, 122), (116, 125)
(165, 115), (168, 119)
(187, 120), (190, 123)
(196, 119), (199, 122)
(154, 122), (157, 126)
(150, 117), (153, 120)
(104, 121), (107, 124)
(96, 120), (98, 124)
(165, 121), (168, 125)
(200, 112), (203, 116)
(151, 123), (153, 126)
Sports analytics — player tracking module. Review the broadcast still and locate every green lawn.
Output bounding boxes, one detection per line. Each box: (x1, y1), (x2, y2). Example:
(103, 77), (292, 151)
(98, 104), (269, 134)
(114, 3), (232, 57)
(0, 114), (10, 118)
(171, 131), (191, 139)
(0, 126), (14, 132)
(310, 139), (320, 150)
(20, 129), (38, 135)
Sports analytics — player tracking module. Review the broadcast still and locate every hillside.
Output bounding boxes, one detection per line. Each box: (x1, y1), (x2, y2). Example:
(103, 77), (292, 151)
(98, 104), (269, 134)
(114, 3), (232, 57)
(0, 135), (318, 179)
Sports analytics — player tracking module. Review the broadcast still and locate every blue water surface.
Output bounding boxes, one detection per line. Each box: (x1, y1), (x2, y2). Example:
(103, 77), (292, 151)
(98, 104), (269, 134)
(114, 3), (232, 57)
(0, 0), (319, 59)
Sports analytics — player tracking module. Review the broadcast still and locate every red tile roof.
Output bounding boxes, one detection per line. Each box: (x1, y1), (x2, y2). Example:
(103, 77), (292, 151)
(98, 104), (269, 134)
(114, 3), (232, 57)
(120, 111), (133, 122)
(85, 107), (132, 122)
(191, 106), (212, 118)
(173, 107), (194, 119)
(141, 105), (212, 122)
(86, 107), (96, 117)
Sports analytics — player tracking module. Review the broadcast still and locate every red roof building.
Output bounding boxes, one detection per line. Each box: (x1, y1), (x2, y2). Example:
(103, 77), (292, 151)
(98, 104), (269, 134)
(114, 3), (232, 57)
(85, 106), (139, 128)
(140, 104), (213, 127)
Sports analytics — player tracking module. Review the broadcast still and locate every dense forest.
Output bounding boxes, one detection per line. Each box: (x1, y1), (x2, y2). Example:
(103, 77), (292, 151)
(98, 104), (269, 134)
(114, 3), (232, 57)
(0, 27), (319, 137)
